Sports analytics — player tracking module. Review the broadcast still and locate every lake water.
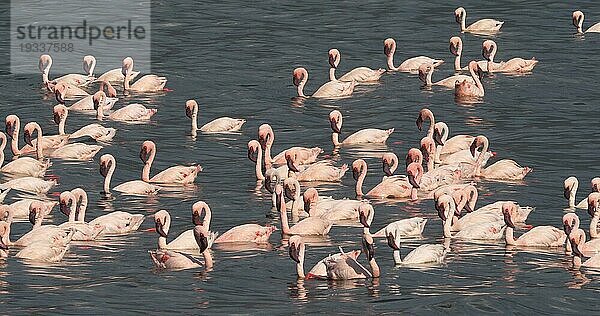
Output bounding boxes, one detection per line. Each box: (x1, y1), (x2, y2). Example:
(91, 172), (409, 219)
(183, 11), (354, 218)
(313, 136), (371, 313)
(1, 0), (600, 314)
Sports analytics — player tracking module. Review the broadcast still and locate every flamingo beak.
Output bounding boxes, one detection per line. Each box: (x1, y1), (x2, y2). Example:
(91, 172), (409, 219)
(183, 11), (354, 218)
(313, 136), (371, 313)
(359, 211), (370, 228)
(386, 232), (400, 250)
(192, 211), (202, 226)
(303, 199), (311, 215)
(289, 243), (300, 263)
(55, 89), (65, 104)
(503, 210), (515, 228)
(572, 241), (584, 257)
(408, 174), (420, 189)
(28, 210), (37, 225)
(455, 12), (461, 23)
(469, 141), (478, 158)
(433, 130), (444, 146)
(330, 118), (341, 134)
(24, 129), (33, 147)
(53, 112), (62, 125)
(155, 219), (168, 238)
(563, 186), (571, 200)
(352, 167), (360, 181)
(247, 147), (257, 163)
(185, 104), (194, 119)
(416, 116), (423, 131)
(362, 238), (375, 261)
(463, 201), (473, 213)
(383, 161), (392, 177)
(563, 222), (572, 236)
(195, 232), (209, 253)
(328, 53), (337, 68)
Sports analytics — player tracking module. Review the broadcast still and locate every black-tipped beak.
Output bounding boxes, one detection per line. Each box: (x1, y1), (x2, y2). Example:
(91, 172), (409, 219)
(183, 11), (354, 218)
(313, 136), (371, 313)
(330, 119), (341, 134)
(195, 233), (209, 253)
(563, 223), (572, 236)
(352, 168), (360, 181)
(469, 141), (477, 158)
(155, 219), (168, 238)
(563, 187), (571, 200)
(28, 210), (37, 225)
(362, 238), (375, 261)
(463, 202), (473, 213)
(247, 148), (257, 163)
(383, 162), (392, 177)
(503, 211), (515, 228)
(416, 117), (423, 131)
(572, 242), (584, 257)
(433, 130), (444, 146)
(55, 91), (65, 104)
(289, 243), (300, 263)
(24, 130), (33, 147)
(386, 232), (400, 250)
(408, 174), (420, 189)
(359, 212), (370, 228)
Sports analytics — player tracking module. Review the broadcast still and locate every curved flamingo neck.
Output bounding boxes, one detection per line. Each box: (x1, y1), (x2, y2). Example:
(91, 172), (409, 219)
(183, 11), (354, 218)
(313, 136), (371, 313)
(590, 215), (599, 238)
(454, 52), (462, 71)
(190, 105), (198, 132)
(254, 146), (264, 180)
(505, 226), (517, 245)
(58, 115), (67, 135)
(264, 144), (273, 168)
(68, 199), (77, 222)
(297, 77), (307, 98)
(277, 192), (291, 236)
(443, 213), (453, 238)
(470, 66), (483, 95)
(386, 53), (398, 71)
(296, 249), (305, 279)
(74, 191), (88, 222)
(370, 258), (380, 278)
(32, 213), (44, 229)
(355, 165), (367, 197)
(157, 216), (171, 249)
(124, 72), (131, 90)
(460, 12), (467, 31)
(425, 69), (433, 86)
(9, 120), (22, 156)
(329, 67), (337, 81)
(203, 207), (212, 229)
(475, 137), (489, 174)
(142, 146), (156, 182)
(291, 183), (301, 218)
(331, 132), (341, 147)
(203, 249), (214, 269)
(96, 102), (104, 120)
(568, 184), (577, 208)
(33, 125), (44, 160)
(103, 158), (116, 194)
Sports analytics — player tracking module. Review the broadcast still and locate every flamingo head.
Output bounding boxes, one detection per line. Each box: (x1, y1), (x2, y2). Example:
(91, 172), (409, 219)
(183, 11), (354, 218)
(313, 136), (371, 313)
(185, 100), (198, 119)
(362, 233), (375, 261)
(23, 122), (39, 147)
(328, 110), (343, 133)
(99, 154), (114, 177)
(100, 80), (117, 97)
(420, 137), (435, 162)
(53, 82), (68, 104)
(502, 202), (517, 228)
(352, 159), (367, 181)
(358, 203), (373, 228)
(416, 108), (433, 131)
(563, 176), (578, 200)
(191, 201), (210, 226)
(482, 40), (496, 61)
(433, 126), (445, 146)
(288, 235), (304, 263)
(59, 191), (75, 217)
(418, 63), (433, 83)
(292, 67), (307, 87)
(573, 11), (584, 28)
(406, 162), (423, 189)
(435, 194), (454, 221)
(303, 188), (318, 214)
(405, 148), (423, 168)
(5, 115), (18, 138)
(449, 37), (462, 56)
(0, 221), (9, 251)
(469, 135), (485, 158)
(82, 55), (96, 76)
(121, 57), (134, 76)
(588, 192), (600, 217)
(454, 7), (465, 24)
(382, 153), (398, 176)
(264, 169), (277, 194)
(53, 104), (68, 125)
(92, 91), (107, 110)
(283, 178), (298, 201)
(285, 149), (300, 172)
(154, 210), (170, 238)
(193, 225), (210, 253)
(247, 140), (261, 163)
(469, 60), (484, 79)
(139, 140), (156, 163)
(328, 49), (340, 68)
(258, 123), (274, 149)
(563, 213), (579, 236)
(383, 38), (396, 56)
(592, 177), (600, 193)
(28, 201), (45, 225)
(386, 230), (400, 251)
(570, 228), (586, 257)
(38, 54), (52, 74)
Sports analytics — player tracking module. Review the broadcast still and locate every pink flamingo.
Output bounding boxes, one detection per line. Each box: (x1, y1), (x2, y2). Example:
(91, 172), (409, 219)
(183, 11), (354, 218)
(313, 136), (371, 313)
(437, 195), (505, 240)
(329, 110), (394, 147)
(563, 215), (600, 255)
(573, 11), (600, 34)
(563, 176), (595, 209)
(384, 38), (443, 72)
(186, 100), (245, 133)
(122, 57), (167, 92)
(352, 159), (412, 199)
(83, 55), (140, 82)
(258, 124), (321, 167)
(449, 37), (488, 72)
(149, 225), (214, 271)
(286, 149), (348, 182)
(276, 184), (331, 237)
(432, 122), (474, 163)
(5, 114), (67, 155)
(586, 192), (600, 239)
(58, 190), (105, 241)
(212, 200), (277, 243)
(153, 206), (216, 249)
(328, 48), (385, 83)
(503, 202), (565, 247)
(571, 229), (600, 269)
(416, 108), (436, 138)
(454, 7), (503, 33)
(358, 201), (427, 238)
(140, 140), (202, 184)
(0, 131), (50, 178)
(52, 81), (90, 101)
(39, 54), (94, 88)
(323, 231), (380, 280)
(288, 235), (361, 279)
(482, 40), (538, 73)
(64, 81), (118, 111)
(53, 105), (116, 142)
(302, 187), (364, 220)
(418, 63), (473, 89)
(24, 122), (102, 161)
(470, 135), (531, 180)
(293, 67), (355, 98)
(99, 153), (160, 196)
(454, 61), (485, 99)
(94, 91), (157, 122)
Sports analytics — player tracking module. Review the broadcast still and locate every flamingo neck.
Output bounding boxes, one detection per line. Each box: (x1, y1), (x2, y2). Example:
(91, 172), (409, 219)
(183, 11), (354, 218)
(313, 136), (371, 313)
(33, 215), (43, 229)
(203, 209), (212, 229)
(254, 147), (264, 181)
(565, 237), (572, 253)
(410, 187), (418, 200)
(0, 141), (4, 167)
(77, 195), (88, 222)
(58, 116), (66, 135)
(460, 14), (467, 31)
(425, 70), (433, 86)
(203, 249), (214, 269)
(393, 249), (402, 265)
(158, 235), (168, 249)
(279, 197), (291, 236)
(505, 226), (517, 245)
(124, 72), (131, 90)
(297, 78), (307, 98)
(34, 126), (44, 160)
(329, 67), (337, 81)
(568, 184), (577, 208)
(426, 159), (434, 172)
(96, 103), (104, 120)
(475, 138), (489, 175)
(590, 216), (599, 239)
(9, 121), (21, 156)
(296, 257), (305, 279)
(68, 203), (77, 222)
(331, 132), (341, 147)
(103, 161), (115, 194)
(191, 111), (198, 132)
(369, 258), (380, 278)
(454, 54), (462, 71)
(264, 144), (273, 169)
(573, 255), (582, 268)
(142, 147), (156, 182)
(443, 217), (453, 238)
(42, 73), (49, 84)
(355, 167), (366, 197)
(386, 55), (397, 71)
